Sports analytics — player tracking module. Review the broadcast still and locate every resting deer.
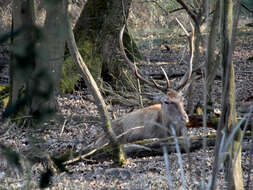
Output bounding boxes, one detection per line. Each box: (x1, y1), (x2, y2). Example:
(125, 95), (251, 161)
(93, 24), (193, 147)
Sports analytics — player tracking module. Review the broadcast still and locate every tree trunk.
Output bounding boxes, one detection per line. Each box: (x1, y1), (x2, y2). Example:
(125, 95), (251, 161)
(73, 0), (140, 89)
(205, 2), (220, 108)
(34, 0), (67, 112)
(10, 0), (36, 105)
(211, 1), (243, 189)
(9, 0), (38, 124)
(9, 0), (67, 125)
(223, 2), (243, 189)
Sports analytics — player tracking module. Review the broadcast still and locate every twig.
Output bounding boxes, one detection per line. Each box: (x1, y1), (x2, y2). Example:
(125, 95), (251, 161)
(60, 119), (68, 137)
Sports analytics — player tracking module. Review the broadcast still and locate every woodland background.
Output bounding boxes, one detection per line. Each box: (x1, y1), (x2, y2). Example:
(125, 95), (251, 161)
(0, 0), (253, 189)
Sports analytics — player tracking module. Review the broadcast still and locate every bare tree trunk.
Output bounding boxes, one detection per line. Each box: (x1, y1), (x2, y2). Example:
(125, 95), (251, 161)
(205, 2), (220, 108)
(211, 1), (243, 189)
(66, 3), (126, 166)
(223, 2), (243, 189)
(10, 0), (67, 125)
(34, 0), (67, 112)
(10, 0), (36, 105)
(9, 0), (39, 125)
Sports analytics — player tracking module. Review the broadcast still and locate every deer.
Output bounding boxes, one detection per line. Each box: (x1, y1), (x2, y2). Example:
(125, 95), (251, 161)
(92, 24), (193, 148)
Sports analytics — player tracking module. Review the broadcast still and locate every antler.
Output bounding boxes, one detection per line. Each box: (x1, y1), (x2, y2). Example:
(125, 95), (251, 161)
(119, 25), (170, 92)
(174, 18), (193, 91)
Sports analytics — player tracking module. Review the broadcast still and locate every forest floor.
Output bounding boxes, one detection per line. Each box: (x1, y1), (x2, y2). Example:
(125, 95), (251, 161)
(0, 21), (253, 189)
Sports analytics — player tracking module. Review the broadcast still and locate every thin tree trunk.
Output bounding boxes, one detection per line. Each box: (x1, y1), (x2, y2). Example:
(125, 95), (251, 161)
(66, 3), (126, 166)
(223, 2), (243, 189)
(205, 2), (220, 108)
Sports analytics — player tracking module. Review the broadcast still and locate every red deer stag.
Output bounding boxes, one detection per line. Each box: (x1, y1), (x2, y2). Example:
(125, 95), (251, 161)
(94, 24), (193, 147)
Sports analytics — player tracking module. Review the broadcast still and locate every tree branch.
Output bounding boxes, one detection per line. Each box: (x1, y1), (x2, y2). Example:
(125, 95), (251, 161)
(175, 0), (198, 24)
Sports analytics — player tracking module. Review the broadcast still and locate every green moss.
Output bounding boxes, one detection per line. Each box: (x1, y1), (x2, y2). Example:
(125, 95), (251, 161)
(207, 134), (216, 138)
(0, 85), (9, 109)
(60, 41), (103, 94)
(0, 84), (9, 94)
(79, 41), (102, 81)
(210, 115), (219, 125)
(60, 57), (81, 94)
(123, 31), (142, 62)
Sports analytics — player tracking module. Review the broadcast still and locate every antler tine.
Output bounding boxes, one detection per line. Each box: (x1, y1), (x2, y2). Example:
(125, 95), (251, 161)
(119, 24), (168, 92)
(174, 18), (193, 91)
(161, 67), (170, 89)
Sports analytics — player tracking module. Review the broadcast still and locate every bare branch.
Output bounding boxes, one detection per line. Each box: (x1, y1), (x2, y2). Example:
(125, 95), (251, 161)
(175, 0), (198, 24)
(175, 17), (190, 36)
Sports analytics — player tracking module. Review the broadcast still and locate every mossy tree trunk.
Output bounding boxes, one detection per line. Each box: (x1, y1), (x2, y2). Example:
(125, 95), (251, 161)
(74, 0), (140, 90)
